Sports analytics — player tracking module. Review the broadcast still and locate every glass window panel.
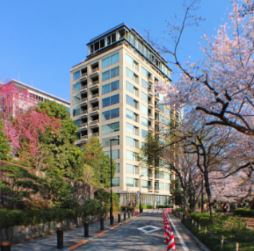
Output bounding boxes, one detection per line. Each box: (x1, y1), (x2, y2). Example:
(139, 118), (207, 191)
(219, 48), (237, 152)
(102, 70), (110, 81)
(102, 97), (111, 107)
(112, 177), (120, 186)
(102, 80), (119, 94)
(111, 108), (119, 119)
(102, 108), (119, 120)
(141, 129), (148, 138)
(142, 79), (148, 90)
(141, 117), (148, 127)
(141, 104), (148, 116)
(102, 122), (120, 134)
(102, 84), (111, 94)
(141, 92), (148, 103)
(102, 52), (119, 69)
(111, 94), (119, 105)
(111, 80), (119, 91)
(73, 71), (80, 80)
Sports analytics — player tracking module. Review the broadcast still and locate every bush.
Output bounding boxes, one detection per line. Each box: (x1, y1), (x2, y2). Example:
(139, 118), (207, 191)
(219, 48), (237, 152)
(183, 212), (254, 251)
(190, 212), (213, 226)
(0, 208), (77, 229)
(234, 208), (254, 218)
(157, 205), (172, 209)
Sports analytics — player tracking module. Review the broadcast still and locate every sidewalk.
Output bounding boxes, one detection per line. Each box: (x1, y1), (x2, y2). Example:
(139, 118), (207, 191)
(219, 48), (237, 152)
(168, 215), (209, 251)
(12, 214), (134, 251)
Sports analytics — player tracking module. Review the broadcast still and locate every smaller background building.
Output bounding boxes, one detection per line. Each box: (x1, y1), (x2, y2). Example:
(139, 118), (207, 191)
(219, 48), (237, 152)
(0, 80), (70, 117)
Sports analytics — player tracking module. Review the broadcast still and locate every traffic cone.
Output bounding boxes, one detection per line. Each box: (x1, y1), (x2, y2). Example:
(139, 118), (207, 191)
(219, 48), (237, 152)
(167, 228), (176, 251)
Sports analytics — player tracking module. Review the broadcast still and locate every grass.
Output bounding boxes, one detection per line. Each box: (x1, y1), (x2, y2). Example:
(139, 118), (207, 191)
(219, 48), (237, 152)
(182, 212), (254, 251)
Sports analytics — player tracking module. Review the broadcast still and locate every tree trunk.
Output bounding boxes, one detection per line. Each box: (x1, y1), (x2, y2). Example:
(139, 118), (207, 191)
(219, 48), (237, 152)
(203, 170), (212, 217)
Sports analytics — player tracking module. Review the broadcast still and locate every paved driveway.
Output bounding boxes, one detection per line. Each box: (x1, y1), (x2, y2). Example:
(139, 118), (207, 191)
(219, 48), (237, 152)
(76, 213), (165, 251)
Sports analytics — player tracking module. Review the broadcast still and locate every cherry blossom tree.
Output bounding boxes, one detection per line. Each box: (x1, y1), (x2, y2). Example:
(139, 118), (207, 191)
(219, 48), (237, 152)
(157, 0), (254, 179)
(3, 109), (60, 158)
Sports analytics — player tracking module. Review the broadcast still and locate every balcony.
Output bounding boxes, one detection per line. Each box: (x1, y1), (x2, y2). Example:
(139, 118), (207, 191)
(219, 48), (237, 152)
(90, 93), (99, 101)
(80, 72), (87, 80)
(80, 110), (88, 116)
(80, 122), (88, 129)
(90, 62), (99, 78)
(92, 132), (99, 137)
(90, 119), (99, 127)
(80, 134), (88, 140)
(80, 85), (88, 92)
(91, 105), (99, 111)
(80, 97), (88, 104)
(90, 81), (99, 90)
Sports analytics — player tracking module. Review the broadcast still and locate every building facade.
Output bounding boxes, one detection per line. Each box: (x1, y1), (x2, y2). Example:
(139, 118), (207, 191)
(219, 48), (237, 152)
(70, 24), (173, 206)
(0, 80), (70, 117)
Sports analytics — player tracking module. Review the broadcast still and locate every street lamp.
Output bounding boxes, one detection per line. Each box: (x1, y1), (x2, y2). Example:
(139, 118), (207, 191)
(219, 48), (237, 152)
(109, 136), (120, 225)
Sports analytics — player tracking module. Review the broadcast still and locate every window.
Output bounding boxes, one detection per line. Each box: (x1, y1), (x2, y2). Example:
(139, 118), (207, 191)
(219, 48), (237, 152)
(141, 180), (148, 188)
(105, 149), (120, 160)
(141, 67), (151, 79)
(141, 167), (148, 177)
(126, 95), (138, 109)
(72, 106), (80, 116)
(126, 178), (138, 187)
(141, 104), (148, 116)
(126, 123), (139, 135)
(126, 109), (138, 122)
(102, 80), (119, 94)
(102, 52), (119, 69)
(73, 70), (81, 80)
(102, 108), (119, 121)
(72, 82), (81, 93)
(102, 137), (120, 147)
(126, 81), (138, 96)
(164, 173), (170, 180)
(102, 94), (119, 107)
(102, 122), (120, 134)
(141, 129), (148, 138)
(126, 136), (139, 148)
(102, 67), (119, 81)
(112, 177), (120, 186)
(126, 67), (139, 83)
(125, 54), (138, 71)
(126, 164), (139, 175)
(115, 163), (120, 173)
(141, 92), (148, 103)
(141, 117), (148, 127)
(126, 150), (139, 161)
(141, 79), (149, 90)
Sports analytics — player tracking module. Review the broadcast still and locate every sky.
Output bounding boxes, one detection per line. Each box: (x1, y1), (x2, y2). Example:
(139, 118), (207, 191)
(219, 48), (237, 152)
(0, 0), (232, 101)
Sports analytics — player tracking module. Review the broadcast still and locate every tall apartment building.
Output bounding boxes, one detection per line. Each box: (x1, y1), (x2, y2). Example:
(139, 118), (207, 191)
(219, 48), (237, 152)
(0, 80), (70, 117)
(70, 24), (173, 206)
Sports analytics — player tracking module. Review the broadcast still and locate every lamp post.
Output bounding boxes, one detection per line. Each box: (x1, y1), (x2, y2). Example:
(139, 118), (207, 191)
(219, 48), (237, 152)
(109, 136), (119, 225)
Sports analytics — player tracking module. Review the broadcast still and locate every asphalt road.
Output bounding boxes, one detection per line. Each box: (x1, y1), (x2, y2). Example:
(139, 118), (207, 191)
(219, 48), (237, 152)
(76, 212), (202, 251)
(12, 212), (203, 251)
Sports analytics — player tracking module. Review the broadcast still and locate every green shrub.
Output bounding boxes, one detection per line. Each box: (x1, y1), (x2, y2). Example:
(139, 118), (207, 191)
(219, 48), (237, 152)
(234, 208), (254, 218)
(183, 212), (254, 251)
(0, 208), (78, 229)
(157, 205), (172, 209)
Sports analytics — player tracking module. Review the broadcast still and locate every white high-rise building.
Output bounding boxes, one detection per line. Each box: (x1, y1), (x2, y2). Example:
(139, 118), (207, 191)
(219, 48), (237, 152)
(70, 24), (174, 206)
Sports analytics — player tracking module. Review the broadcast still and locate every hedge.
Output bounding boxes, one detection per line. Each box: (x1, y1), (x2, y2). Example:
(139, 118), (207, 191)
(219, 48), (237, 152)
(0, 208), (78, 229)
(234, 208), (254, 218)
